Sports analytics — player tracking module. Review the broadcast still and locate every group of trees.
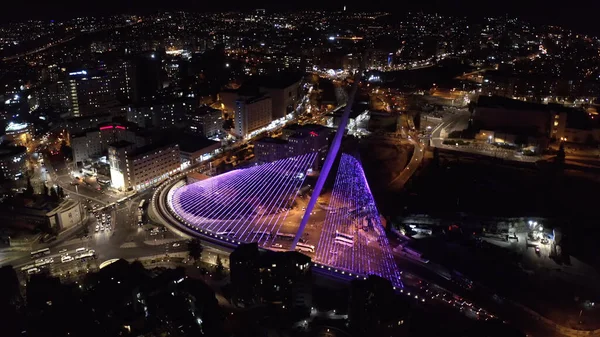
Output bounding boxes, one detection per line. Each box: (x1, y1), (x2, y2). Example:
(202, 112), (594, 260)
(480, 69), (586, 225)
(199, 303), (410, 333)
(23, 178), (65, 201)
(41, 181), (65, 201)
(187, 239), (225, 278)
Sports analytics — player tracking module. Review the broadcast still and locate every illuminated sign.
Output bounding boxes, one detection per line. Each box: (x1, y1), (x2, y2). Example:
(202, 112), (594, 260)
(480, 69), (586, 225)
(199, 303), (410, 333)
(5, 122), (28, 132)
(309, 131), (318, 137)
(69, 70), (87, 76)
(100, 125), (126, 131)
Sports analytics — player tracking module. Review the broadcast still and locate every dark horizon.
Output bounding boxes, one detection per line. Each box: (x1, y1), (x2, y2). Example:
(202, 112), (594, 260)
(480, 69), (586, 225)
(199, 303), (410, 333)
(2, 0), (600, 35)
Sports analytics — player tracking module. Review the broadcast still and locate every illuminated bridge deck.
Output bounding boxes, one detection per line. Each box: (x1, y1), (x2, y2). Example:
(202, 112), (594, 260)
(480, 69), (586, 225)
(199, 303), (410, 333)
(314, 153), (402, 287)
(168, 152), (317, 245)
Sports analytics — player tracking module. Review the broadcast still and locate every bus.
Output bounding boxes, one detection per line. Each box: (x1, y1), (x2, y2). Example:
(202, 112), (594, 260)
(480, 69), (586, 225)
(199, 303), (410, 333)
(31, 248), (50, 258)
(252, 231), (272, 238)
(34, 258), (53, 267)
(21, 264), (36, 272)
(335, 231), (354, 241)
(335, 237), (354, 247)
(276, 233), (295, 241)
(296, 243), (315, 253)
(138, 199), (146, 211)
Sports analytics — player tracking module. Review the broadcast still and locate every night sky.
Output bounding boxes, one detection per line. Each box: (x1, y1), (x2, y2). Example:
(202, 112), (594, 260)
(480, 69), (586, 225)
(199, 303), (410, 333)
(2, 0), (600, 34)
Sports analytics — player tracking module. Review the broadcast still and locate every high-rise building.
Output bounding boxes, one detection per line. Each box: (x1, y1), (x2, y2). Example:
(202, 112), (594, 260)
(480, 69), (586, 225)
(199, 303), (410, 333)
(0, 145), (27, 180)
(103, 59), (134, 102)
(258, 76), (302, 119)
(127, 98), (195, 129)
(254, 123), (331, 169)
(131, 52), (163, 103)
(234, 94), (272, 138)
(186, 106), (223, 137)
(229, 243), (312, 309)
(229, 243), (261, 306)
(71, 122), (148, 165)
(63, 69), (122, 117)
(109, 142), (180, 191)
(64, 114), (113, 134)
(349, 276), (410, 337)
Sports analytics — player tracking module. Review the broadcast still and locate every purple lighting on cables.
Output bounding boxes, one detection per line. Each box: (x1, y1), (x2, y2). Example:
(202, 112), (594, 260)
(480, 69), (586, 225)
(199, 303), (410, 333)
(315, 153), (402, 288)
(168, 153), (317, 247)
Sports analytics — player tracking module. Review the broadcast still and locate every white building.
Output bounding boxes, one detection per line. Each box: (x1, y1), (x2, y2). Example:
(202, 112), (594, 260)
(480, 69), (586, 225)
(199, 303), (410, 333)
(234, 95), (272, 138)
(109, 142), (180, 191)
(186, 106), (223, 137)
(71, 123), (147, 165)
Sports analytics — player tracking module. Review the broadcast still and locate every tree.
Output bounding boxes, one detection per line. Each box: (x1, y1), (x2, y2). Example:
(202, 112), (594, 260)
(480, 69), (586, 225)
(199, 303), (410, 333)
(585, 134), (597, 146)
(43, 184), (49, 196)
(215, 256), (225, 277)
(432, 147), (441, 167)
(468, 101), (476, 114)
(25, 178), (34, 197)
(57, 186), (65, 199)
(60, 141), (72, 160)
(50, 186), (59, 201)
(222, 118), (234, 130)
(187, 239), (204, 262)
(413, 111), (421, 130)
(555, 142), (565, 166)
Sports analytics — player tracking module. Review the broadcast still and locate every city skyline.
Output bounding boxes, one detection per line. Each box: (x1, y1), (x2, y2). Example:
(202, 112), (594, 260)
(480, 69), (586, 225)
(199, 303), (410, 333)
(1, 6), (600, 337)
(3, 1), (600, 34)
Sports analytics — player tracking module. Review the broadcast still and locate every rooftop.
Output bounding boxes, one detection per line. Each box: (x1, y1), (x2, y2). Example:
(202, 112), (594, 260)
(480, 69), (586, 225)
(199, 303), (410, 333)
(157, 131), (219, 153)
(188, 105), (222, 116)
(255, 137), (288, 145)
(109, 140), (135, 149)
(242, 72), (303, 90)
(0, 145), (26, 158)
(130, 141), (178, 158)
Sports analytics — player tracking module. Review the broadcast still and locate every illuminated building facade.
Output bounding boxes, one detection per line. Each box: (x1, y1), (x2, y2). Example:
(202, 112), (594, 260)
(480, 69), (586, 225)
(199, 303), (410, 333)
(126, 98), (195, 129)
(3, 122), (33, 147)
(109, 142), (180, 191)
(234, 94), (272, 138)
(186, 106), (224, 137)
(0, 145), (27, 180)
(65, 70), (120, 117)
(71, 122), (147, 165)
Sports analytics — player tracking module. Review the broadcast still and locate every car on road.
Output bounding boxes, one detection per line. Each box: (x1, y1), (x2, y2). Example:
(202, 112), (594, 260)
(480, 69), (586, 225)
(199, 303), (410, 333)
(272, 243), (283, 248)
(28, 268), (41, 275)
(58, 249), (67, 254)
(61, 255), (73, 263)
(172, 243), (180, 247)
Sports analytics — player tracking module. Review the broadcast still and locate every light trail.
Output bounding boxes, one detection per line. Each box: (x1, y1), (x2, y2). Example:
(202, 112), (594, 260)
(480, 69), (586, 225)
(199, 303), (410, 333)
(169, 153), (317, 246)
(315, 153), (402, 287)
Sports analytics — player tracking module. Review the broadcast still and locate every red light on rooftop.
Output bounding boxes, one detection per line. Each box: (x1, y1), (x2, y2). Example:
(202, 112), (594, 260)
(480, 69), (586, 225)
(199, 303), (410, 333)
(115, 126), (126, 130)
(99, 126), (114, 130)
(309, 131), (318, 136)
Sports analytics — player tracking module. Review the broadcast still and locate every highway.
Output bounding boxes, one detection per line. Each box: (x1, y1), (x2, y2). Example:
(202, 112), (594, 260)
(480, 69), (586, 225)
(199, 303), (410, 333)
(388, 136), (424, 189)
(2, 21), (138, 62)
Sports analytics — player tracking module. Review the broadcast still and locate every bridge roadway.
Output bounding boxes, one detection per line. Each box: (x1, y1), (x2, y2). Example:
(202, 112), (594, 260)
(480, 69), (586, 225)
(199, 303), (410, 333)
(152, 160), (597, 337)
